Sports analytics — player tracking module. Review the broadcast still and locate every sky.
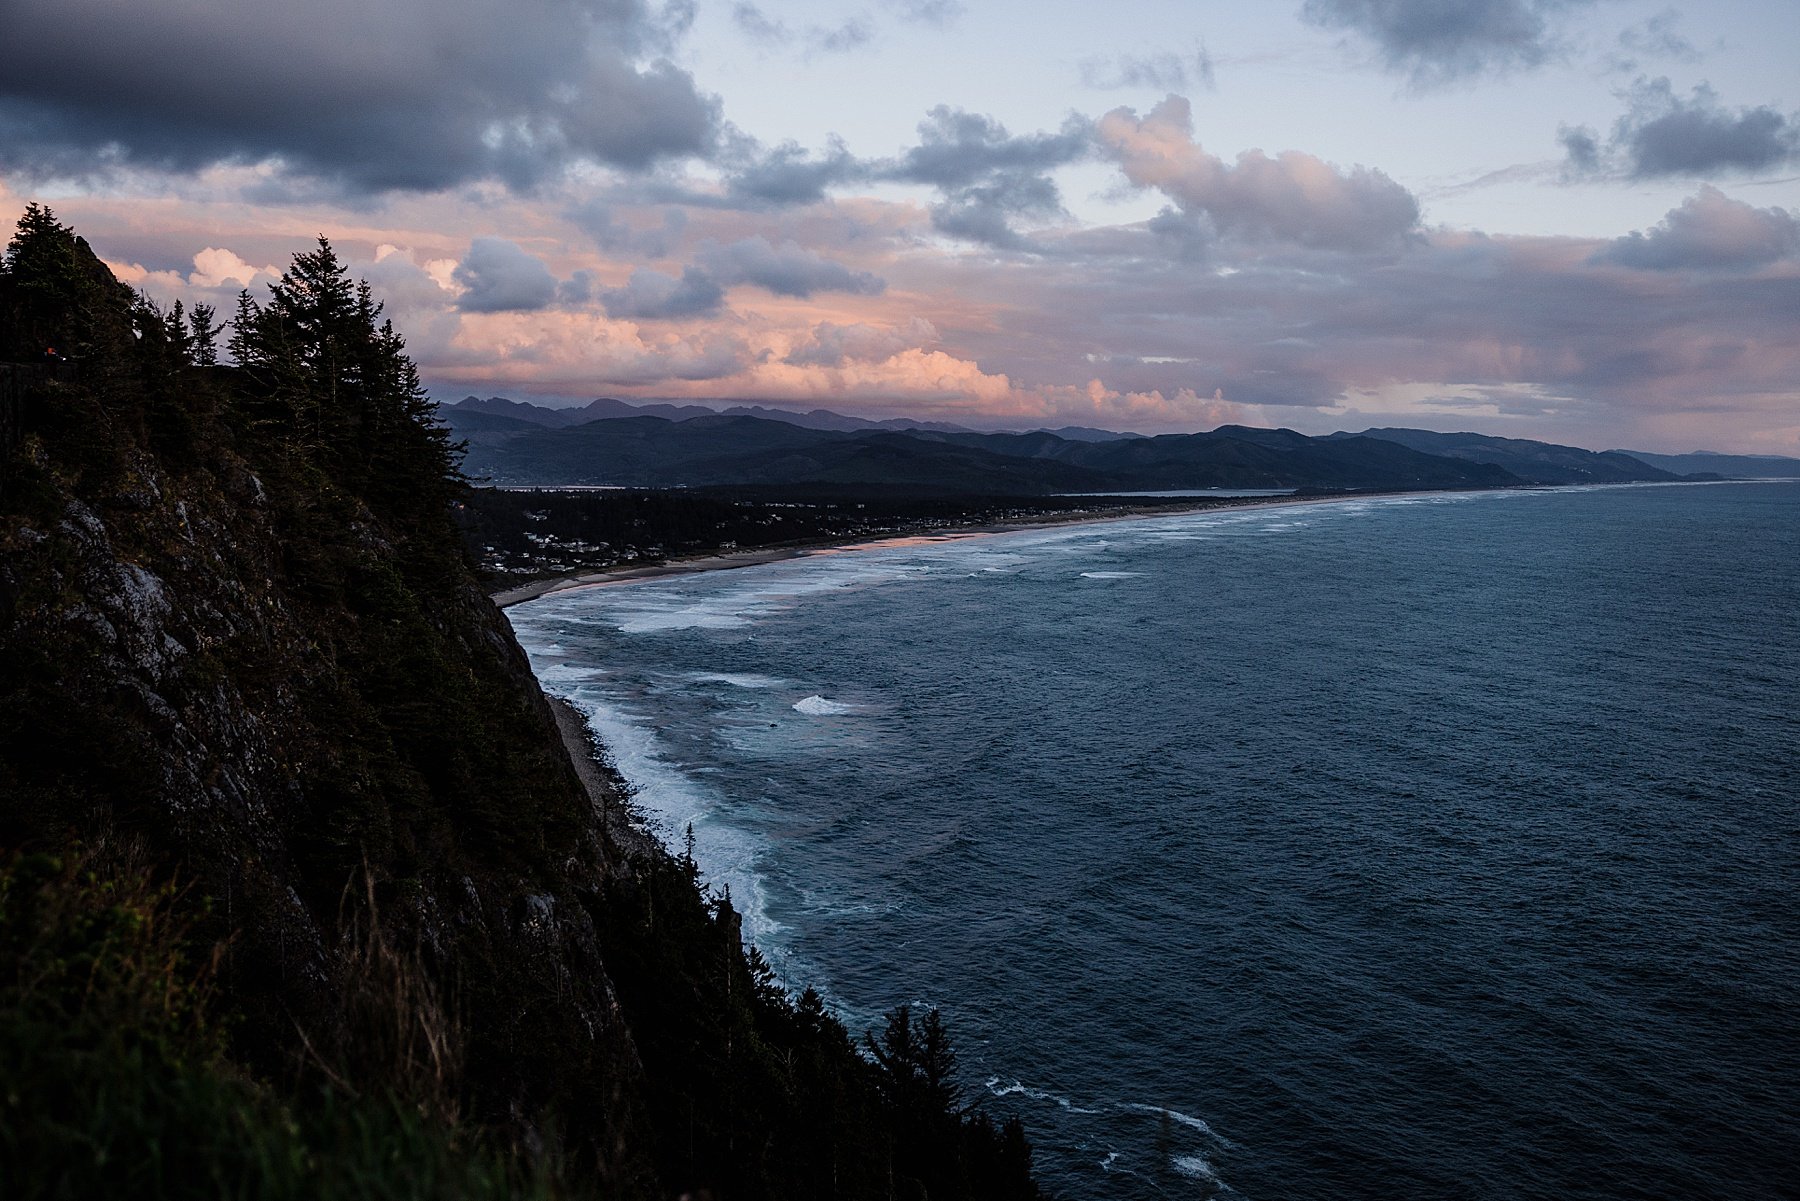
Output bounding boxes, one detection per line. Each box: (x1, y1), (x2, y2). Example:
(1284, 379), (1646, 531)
(2, 0), (1796, 452)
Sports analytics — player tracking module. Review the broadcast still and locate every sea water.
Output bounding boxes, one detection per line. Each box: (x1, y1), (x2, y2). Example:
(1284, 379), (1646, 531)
(506, 482), (1800, 1200)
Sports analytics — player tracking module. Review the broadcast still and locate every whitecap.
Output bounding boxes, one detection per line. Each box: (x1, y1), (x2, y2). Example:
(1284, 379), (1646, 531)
(1121, 1102), (1233, 1145)
(692, 671), (785, 689)
(793, 694), (856, 716)
(1171, 1154), (1219, 1181)
(1079, 570), (1142, 579)
(983, 1078), (1102, 1114)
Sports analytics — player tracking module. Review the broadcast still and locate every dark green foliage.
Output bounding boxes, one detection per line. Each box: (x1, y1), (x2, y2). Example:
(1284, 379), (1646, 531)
(0, 205), (1045, 1199)
(594, 849), (1041, 1200)
(0, 851), (556, 1201)
(0, 203), (136, 362)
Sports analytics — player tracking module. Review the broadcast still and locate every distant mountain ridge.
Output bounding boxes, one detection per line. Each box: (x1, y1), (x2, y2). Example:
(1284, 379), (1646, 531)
(444, 406), (1520, 493)
(1332, 427), (1680, 485)
(1608, 449), (1800, 478)
(437, 396), (1718, 495)
(445, 394), (976, 434)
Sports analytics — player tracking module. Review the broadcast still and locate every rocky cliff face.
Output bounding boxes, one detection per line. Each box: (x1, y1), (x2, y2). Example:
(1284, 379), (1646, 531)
(1, 213), (1042, 1201)
(0, 231), (658, 1188)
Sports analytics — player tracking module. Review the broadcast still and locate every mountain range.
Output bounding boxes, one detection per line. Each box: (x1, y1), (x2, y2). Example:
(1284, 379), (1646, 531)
(437, 396), (1795, 494)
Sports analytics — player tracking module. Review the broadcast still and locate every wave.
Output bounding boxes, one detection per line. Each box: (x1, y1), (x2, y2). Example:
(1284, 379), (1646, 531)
(534, 681), (785, 958)
(984, 1078), (1103, 1114)
(794, 694), (857, 715)
(1120, 1102), (1234, 1146)
(691, 671), (785, 689)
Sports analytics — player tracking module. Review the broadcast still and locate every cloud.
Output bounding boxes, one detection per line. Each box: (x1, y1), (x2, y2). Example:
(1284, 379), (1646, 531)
(188, 247), (268, 290)
(1096, 97), (1419, 251)
(453, 239), (559, 312)
(600, 266), (726, 319)
(567, 200), (688, 257)
(784, 318), (938, 367)
(1593, 187), (1800, 271)
(362, 247), (457, 312)
(558, 270), (597, 306)
(696, 237), (885, 297)
(724, 138), (867, 206)
(1300, 0), (1595, 83)
(883, 0), (964, 27)
(716, 105), (1091, 241)
(727, 3), (873, 55)
(888, 107), (1093, 246)
(1608, 8), (1701, 74)
(811, 18), (876, 53)
(1562, 79), (1800, 179)
(1079, 47), (1215, 92)
(732, 2), (789, 44)
(0, 0), (718, 193)
(893, 107), (1093, 190)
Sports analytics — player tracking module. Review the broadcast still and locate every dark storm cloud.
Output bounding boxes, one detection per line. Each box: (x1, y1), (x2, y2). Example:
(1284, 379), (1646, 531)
(600, 266), (726, 319)
(0, 0), (718, 192)
(1079, 48), (1216, 92)
(1300, 0), (1595, 84)
(1592, 187), (1799, 271)
(453, 239), (560, 312)
(695, 238), (885, 297)
(1561, 79), (1800, 179)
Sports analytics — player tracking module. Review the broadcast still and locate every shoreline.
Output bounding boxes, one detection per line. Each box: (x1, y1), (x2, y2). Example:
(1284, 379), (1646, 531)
(489, 488), (1435, 609)
(545, 692), (663, 866)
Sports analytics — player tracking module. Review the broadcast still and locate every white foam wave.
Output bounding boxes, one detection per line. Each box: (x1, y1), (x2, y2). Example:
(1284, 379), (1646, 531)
(1079, 570), (1142, 579)
(691, 671), (785, 689)
(1122, 1103), (1233, 1146)
(548, 687), (782, 954)
(983, 1078), (1102, 1114)
(793, 695), (856, 715)
(1171, 1154), (1219, 1181)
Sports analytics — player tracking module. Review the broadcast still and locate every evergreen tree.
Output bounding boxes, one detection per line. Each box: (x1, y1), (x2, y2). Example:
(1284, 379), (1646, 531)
(187, 302), (222, 367)
(228, 237), (461, 516)
(0, 203), (131, 361)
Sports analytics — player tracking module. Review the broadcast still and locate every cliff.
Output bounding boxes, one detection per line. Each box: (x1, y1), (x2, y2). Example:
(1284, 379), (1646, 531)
(0, 208), (1038, 1199)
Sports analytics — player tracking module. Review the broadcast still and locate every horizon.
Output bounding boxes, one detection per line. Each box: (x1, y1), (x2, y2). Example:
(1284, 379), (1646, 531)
(440, 392), (1799, 459)
(4, 0), (1796, 455)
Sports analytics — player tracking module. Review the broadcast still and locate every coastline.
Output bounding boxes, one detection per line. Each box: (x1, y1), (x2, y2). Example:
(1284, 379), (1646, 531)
(546, 692), (663, 865)
(489, 488), (1429, 609)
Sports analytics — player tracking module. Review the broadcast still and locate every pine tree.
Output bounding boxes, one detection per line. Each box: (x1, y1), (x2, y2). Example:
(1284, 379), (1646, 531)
(227, 237), (462, 522)
(187, 302), (222, 367)
(0, 203), (128, 360)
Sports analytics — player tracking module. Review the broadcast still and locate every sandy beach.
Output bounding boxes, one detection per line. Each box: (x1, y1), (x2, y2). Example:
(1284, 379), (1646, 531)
(489, 489), (1416, 609)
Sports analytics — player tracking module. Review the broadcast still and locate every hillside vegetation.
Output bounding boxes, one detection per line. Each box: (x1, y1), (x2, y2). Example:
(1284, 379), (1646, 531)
(0, 205), (1040, 1199)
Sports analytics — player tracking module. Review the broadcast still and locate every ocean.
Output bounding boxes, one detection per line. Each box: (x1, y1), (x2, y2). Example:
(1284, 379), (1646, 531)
(506, 482), (1800, 1200)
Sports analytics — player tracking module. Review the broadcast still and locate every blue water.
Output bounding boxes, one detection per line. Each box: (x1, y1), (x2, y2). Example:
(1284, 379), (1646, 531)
(507, 483), (1800, 1201)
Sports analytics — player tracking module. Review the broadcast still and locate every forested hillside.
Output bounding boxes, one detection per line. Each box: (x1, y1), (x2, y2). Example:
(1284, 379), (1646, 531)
(0, 205), (1039, 1199)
